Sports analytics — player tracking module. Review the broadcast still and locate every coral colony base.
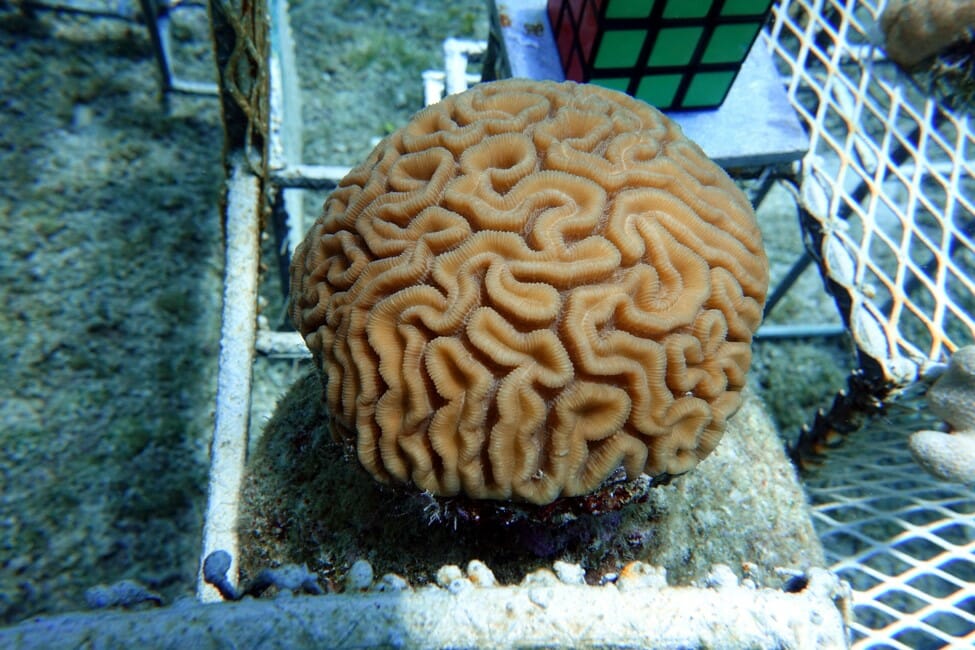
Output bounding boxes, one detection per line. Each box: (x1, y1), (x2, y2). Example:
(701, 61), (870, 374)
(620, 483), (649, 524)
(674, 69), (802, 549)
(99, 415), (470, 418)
(238, 371), (824, 592)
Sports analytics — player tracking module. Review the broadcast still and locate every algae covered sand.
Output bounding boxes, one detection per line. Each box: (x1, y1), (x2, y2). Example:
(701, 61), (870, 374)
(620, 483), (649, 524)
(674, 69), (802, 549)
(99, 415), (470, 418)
(0, 10), (224, 622)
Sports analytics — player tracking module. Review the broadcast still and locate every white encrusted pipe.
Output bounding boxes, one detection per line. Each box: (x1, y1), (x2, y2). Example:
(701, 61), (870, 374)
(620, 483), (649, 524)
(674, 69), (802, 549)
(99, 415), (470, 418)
(196, 157), (261, 602)
(1, 562), (852, 649)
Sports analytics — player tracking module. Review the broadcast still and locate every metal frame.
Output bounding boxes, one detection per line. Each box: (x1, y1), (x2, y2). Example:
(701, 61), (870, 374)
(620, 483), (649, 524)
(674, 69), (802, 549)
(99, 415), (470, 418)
(198, 0), (847, 616)
(767, 2), (975, 646)
(16, 0), (218, 100)
(803, 401), (975, 648)
(196, 0), (271, 602)
(138, 0), (218, 97)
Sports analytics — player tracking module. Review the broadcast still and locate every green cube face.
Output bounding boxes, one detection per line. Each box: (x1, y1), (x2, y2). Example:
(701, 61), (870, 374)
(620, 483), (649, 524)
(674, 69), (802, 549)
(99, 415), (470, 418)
(662, 0), (711, 18)
(635, 74), (683, 107)
(605, 0), (655, 19)
(591, 77), (632, 93)
(701, 23), (762, 64)
(682, 71), (736, 107)
(721, 0), (772, 15)
(593, 29), (646, 69)
(648, 27), (703, 67)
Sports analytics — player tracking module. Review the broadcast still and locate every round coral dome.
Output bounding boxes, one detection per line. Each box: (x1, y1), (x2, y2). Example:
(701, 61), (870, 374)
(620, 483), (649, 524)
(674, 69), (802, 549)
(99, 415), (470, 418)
(289, 79), (769, 505)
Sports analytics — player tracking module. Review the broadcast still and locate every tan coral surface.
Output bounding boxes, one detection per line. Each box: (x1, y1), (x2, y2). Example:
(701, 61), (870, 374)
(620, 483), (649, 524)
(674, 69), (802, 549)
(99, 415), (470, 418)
(290, 79), (769, 504)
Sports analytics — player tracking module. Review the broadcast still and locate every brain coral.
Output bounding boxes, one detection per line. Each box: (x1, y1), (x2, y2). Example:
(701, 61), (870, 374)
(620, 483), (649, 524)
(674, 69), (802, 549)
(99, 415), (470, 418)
(289, 79), (769, 505)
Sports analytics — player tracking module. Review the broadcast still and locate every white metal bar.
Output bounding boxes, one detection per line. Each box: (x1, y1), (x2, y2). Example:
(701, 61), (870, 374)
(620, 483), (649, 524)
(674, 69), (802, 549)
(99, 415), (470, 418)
(268, 164), (352, 189)
(197, 157), (260, 602)
(255, 328), (310, 358)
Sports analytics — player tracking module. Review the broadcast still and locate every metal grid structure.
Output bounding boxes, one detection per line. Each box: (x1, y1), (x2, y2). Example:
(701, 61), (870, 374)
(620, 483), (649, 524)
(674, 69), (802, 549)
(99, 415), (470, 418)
(192, 0), (975, 644)
(805, 405), (975, 648)
(768, 0), (975, 381)
(764, 1), (975, 647)
(767, 0), (975, 462)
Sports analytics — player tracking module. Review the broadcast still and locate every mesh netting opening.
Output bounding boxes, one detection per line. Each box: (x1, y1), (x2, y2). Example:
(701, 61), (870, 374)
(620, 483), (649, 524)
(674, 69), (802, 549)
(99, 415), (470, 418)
(769, 0), (975, 383)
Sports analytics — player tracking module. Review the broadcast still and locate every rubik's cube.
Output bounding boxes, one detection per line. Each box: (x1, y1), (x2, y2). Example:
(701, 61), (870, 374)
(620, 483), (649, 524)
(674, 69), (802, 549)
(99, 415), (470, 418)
(548, 0), (774, 110)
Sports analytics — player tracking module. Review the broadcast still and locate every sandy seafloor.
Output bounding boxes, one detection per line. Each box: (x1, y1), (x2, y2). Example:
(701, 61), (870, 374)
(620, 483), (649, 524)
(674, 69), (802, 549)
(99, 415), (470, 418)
(0, 0), (854, 625)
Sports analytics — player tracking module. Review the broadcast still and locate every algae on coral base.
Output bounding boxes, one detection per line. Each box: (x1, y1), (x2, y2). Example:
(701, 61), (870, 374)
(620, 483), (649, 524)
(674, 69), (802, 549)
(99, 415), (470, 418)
(238, 369), (825, 592)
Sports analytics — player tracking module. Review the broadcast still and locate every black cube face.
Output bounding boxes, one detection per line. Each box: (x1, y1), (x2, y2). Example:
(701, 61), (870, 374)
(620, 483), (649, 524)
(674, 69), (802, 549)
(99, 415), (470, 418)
(548, 0), (773, 110)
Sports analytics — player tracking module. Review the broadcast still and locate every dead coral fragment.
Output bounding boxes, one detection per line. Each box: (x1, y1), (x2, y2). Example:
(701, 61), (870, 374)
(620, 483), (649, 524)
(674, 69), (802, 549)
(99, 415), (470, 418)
(880, 0), (975, 68)
(909, 345), (975, 484)
(290, 79), (768, 505)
